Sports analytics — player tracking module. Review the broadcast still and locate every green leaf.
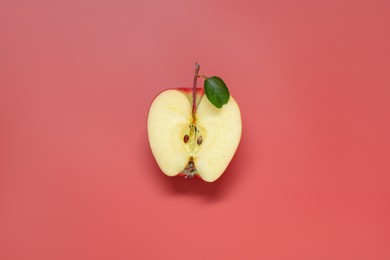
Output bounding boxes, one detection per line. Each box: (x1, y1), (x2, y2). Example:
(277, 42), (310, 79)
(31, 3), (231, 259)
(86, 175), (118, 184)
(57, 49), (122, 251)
(204, 76), (230, 108)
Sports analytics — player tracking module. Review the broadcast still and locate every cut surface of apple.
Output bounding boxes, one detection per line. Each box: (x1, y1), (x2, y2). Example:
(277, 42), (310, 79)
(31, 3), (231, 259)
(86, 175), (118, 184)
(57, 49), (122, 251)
(147, 88), (241, 182)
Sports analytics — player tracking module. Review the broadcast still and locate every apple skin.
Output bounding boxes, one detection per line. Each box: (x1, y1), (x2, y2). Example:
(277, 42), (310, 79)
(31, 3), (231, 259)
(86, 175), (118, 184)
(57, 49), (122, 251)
(176, 87), (204, 109)
(147, 87), (241, 182)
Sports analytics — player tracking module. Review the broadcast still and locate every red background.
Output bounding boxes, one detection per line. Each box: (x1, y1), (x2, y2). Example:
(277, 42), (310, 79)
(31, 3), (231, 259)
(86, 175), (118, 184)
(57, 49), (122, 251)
(1, 0), (390, 259)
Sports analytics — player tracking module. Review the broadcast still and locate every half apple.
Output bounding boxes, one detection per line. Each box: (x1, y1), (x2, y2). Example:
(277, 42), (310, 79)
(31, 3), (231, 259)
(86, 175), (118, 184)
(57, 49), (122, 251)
(147, 87), (241, 182)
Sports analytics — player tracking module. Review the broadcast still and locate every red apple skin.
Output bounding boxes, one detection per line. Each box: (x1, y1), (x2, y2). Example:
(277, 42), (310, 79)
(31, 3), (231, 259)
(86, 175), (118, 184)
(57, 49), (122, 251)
(147, 87), (206, 181)
(176, 87), (204, 95)
(176, 88), (205, 107)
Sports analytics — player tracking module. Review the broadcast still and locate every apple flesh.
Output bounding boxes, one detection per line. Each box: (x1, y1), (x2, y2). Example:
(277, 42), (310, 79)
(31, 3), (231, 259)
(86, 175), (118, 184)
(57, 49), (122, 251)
(147, 88), (241, 182)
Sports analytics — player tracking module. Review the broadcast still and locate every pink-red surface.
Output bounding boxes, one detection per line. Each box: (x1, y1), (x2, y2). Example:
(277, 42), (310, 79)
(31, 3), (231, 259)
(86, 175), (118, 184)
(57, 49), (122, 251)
(1, 0), (390, 259)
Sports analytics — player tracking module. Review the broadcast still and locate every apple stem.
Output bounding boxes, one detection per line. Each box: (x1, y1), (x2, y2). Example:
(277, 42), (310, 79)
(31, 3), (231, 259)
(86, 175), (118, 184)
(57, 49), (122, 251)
(192, 62), (200, 119)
